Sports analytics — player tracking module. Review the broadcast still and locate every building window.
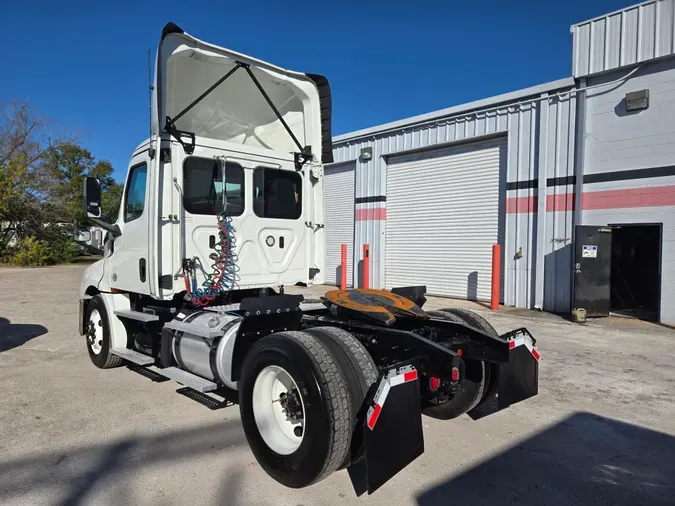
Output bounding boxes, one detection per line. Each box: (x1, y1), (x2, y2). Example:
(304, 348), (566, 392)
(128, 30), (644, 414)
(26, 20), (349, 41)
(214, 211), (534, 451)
(183, 157), (244, 216)
(124, 163), (147, 222)
(253, 168), (302, 220)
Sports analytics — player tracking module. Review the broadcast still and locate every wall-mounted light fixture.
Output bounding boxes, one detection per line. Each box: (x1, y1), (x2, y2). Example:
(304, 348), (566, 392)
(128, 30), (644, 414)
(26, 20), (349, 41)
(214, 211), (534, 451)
(360, 147), (373, 162)
(625, 89), (649, 111)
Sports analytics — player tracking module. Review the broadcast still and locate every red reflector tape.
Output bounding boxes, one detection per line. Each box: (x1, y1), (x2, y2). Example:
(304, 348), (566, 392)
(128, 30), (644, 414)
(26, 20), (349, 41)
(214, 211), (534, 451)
(367, 368), (417, 430)
(366, 380), (391, 430)
(403, 370), (418, 382)
(509, 335), (541, 361)
(367, 403), (382, 430)
(389, 369), (419, 387)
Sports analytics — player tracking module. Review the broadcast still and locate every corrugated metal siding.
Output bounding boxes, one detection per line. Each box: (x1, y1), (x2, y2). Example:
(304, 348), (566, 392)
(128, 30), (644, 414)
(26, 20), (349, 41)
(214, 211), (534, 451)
(583, 58), (675, 174)
(572, 0), (675, 77)
(384, 139), (505, 300)
(323, 163), (355, 286)
(540, 96), (577, 313)
(332, 83), (578, 310)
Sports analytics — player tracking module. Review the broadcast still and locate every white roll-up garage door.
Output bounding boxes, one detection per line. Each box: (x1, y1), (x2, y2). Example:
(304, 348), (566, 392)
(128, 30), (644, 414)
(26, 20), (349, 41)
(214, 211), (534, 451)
(324, 163), (355, 286)
(385, 138), (505, 300)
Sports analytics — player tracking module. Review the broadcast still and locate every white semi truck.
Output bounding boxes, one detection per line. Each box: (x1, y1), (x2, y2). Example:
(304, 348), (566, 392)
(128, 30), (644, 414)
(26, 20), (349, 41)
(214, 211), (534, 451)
(77, 23), (540, 494)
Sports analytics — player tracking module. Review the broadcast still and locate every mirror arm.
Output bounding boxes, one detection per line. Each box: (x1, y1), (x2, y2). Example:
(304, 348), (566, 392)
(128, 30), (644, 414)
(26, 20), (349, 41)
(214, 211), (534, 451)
(89, 218), (121, 238)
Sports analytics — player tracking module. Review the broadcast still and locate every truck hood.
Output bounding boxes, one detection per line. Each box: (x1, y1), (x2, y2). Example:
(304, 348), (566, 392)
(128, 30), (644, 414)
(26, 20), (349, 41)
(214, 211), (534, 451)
(152, 23), (332, 162)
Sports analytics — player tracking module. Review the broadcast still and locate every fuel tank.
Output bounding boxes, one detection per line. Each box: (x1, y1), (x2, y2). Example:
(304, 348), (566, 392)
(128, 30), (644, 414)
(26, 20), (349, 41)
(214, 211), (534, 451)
(171, 311), (242, 389)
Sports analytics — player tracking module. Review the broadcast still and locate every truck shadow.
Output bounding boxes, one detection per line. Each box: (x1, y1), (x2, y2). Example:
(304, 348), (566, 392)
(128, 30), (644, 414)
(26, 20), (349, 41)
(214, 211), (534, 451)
(416, 412), (675, 506)
(0, 419), (248, 505)
(0, 317), (48, 352)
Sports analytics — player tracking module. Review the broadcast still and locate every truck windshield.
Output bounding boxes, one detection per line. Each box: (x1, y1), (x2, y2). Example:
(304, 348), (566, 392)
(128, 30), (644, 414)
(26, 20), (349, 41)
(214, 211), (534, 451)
(183, 157), (244, 216)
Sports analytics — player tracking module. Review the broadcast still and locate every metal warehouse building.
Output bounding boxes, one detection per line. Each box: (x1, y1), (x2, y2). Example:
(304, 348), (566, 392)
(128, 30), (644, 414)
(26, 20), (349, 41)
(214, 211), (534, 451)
(323, 0), (675, 325)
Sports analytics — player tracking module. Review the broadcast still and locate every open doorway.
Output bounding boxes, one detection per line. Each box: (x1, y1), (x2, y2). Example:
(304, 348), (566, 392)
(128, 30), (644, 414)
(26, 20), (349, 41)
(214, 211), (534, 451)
(610, 223), (662, 322)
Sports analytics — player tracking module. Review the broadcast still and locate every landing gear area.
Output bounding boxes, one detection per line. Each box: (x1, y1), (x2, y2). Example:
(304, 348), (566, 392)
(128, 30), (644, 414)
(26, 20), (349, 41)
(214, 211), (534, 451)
(79, 286), (540, 495)
(611, 224), (662, 322)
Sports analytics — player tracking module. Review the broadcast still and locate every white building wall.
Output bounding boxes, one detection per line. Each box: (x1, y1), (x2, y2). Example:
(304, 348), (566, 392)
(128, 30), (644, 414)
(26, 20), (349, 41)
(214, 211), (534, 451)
(580, 57), (675, 324)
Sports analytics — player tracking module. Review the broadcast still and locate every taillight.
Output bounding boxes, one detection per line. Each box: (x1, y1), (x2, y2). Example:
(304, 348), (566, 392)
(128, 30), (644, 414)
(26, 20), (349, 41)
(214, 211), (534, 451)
(429, 377), (441, 391)
(451, 367), (460, 382)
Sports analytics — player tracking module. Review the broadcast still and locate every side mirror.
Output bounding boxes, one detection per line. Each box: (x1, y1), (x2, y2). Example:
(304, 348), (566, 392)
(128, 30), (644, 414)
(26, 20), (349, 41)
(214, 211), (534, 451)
(84, 177), (102, 219)
(73, 229), (92, 244)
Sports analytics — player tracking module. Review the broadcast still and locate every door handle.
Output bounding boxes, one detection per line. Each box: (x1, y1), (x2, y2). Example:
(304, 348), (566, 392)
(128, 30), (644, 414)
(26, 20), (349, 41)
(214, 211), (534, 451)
(139, 258), (147, 283)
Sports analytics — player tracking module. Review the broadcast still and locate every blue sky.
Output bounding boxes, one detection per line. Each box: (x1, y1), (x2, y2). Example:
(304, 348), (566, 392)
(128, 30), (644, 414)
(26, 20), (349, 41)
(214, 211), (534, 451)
(1, 0), (637, 181)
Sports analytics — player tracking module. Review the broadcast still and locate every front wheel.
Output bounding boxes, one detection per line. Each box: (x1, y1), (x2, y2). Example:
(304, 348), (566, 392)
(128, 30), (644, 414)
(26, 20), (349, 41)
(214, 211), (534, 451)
(84, 295), (122, 369)
(238, 331), (353, 488)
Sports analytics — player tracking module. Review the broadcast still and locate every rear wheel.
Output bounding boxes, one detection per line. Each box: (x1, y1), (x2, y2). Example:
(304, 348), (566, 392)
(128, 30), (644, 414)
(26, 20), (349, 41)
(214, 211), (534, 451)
(439, 308), (500, 411)
(304, 326), (378, 467)
(239, 331), (352, 488)
(423, 308), (498, 419)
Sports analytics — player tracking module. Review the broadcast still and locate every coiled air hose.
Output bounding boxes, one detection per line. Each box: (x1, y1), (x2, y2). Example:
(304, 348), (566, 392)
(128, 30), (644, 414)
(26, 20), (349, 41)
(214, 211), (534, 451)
(184, 210), (237, 307)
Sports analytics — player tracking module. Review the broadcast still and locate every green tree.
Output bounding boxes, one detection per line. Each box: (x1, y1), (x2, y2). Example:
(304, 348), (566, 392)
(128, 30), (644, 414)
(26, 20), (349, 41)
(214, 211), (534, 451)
(38, 143), (123, 227)
(0, 101), (57, 258)
(0, 101), (123, 265)
(101, 180), (123, 223)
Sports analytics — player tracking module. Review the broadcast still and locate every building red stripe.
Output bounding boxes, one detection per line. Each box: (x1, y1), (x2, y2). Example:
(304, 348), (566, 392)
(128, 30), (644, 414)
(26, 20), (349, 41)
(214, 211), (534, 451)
(355, 208), (386, 221)
(546, 193), (575, 212)
(582, 185), (675, 210)
(506, 186), (675, 214)
(505, 196), (537, 214)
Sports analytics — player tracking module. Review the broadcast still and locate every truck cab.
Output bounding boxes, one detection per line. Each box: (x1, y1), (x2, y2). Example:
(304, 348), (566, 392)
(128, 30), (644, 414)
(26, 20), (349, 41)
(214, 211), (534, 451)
(81, 22), (332, 301)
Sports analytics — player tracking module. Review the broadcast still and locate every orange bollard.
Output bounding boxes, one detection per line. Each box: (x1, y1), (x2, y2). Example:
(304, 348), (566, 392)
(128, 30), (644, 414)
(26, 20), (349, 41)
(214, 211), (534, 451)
(363, 244), (370, 289)
(491, 244), (500, 311)
(340, 244), (347, 290)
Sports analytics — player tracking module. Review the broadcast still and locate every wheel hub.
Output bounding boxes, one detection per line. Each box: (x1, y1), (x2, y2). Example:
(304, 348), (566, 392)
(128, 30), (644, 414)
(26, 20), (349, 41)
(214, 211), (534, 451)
(278, 389), (303, 422)
(252, 365), (306, 455)
(87, 309), (104, 355)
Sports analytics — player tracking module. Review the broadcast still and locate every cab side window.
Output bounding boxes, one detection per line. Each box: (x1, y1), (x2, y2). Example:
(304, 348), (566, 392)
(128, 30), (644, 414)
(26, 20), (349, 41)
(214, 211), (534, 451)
(253, 168), (302, 220)
(183, 157), (244, 216)
(124, 163), (147, 222)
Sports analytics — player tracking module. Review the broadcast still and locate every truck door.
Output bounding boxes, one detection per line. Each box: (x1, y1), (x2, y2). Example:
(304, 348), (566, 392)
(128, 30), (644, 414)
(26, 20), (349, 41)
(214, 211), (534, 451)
(573, 225), (612, 317)
(244, 163), (307, 286)
(110, 151), (152, 294)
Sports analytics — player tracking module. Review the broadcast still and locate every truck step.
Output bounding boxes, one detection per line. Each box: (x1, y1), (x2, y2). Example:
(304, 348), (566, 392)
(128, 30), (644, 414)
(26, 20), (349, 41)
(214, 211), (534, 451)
(114, 310), (159, 322)
(159, 367), (217, 392)
(127, 364), (169, 383)
(110, 348), (155, 366)
(176, 387), (233, 410)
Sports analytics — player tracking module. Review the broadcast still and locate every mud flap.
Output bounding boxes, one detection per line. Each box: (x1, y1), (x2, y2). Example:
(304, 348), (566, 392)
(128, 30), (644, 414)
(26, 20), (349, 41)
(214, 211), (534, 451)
(498, 330), (540, 409)
(356, 365), (424, 494)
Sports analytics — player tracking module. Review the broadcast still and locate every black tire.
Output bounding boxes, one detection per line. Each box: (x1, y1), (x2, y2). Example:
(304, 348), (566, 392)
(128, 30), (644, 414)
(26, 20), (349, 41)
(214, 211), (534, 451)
(436, 308), (500, 412)
(85, 296), (123, 369)
(438, 308), (499, 339)
(304, 326), (378, 467)
(427, 310), (463, 323)
(239, 331), (352, 488)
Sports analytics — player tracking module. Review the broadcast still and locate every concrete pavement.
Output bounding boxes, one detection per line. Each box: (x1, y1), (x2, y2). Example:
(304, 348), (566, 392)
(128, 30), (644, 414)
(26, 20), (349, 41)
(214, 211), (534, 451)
(1, 264), (674, 505)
